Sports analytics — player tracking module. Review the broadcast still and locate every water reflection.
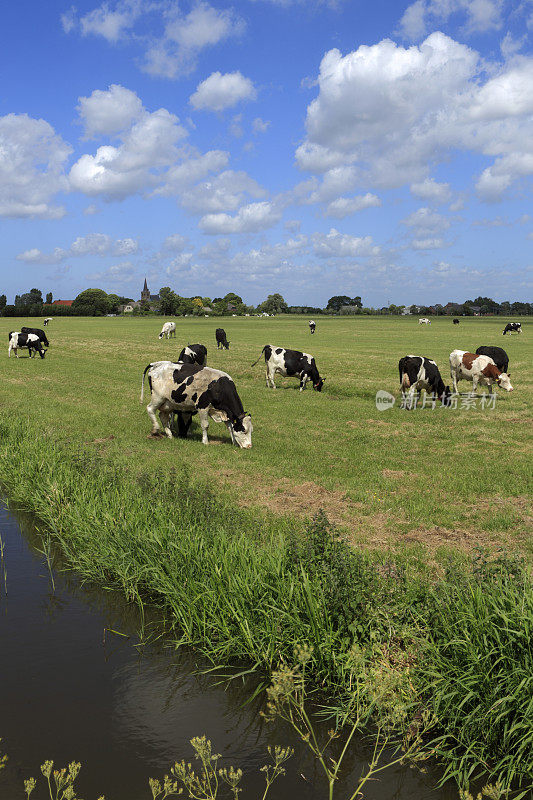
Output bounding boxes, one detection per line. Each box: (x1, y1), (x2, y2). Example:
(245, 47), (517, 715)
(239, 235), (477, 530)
(0, 502), (457, 799)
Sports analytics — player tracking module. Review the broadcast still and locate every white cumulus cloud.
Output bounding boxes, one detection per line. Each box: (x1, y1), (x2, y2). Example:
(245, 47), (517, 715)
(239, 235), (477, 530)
(78, 84), (144, 138)
(69, 107), (187, 200)
(410, 178), (451, 204)
(144, 2), (245, 79)
(312, 229), (380, 258)
(0, 113), (71, 218)
(325, 193), (381, 218)
(16, 233), (139, 263)
(296, 33), (533, 200)
(199, 201), (282, 234)
(190, 71), (256, 112)
(398, 0), (504, 41)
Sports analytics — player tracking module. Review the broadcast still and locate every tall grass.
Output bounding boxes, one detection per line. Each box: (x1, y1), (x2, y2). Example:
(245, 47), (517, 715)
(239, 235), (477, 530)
(0, 415), (531, 795)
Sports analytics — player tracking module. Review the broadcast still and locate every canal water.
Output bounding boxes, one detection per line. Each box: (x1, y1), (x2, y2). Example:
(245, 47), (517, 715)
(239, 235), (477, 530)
(0, 502), (457, 800)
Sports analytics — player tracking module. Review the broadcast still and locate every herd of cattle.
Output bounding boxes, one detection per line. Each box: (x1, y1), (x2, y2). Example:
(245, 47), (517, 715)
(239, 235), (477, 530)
(6, 317), (524, 449)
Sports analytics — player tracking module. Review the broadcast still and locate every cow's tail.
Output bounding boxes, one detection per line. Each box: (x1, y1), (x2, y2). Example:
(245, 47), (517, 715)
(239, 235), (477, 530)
(140, 363), (153, 403)
(251, 346), (267, 367)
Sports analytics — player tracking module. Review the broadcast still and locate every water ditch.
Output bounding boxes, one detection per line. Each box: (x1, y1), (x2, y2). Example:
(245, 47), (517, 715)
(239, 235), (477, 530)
(0, 501), (458, 800)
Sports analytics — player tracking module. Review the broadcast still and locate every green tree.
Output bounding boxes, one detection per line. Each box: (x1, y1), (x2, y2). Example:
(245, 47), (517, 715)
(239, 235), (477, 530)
(45, 292), (53, 305)
(224, 292), (243, 306)
(326, 295), (352, 312)
(257, 293), (289, 315)
(72, 288), (111, 316)
(0, 295), (6, 313)
(175, 295), (195, 315)
(106, 294), (121, 313)
(158, 287), (178, 315)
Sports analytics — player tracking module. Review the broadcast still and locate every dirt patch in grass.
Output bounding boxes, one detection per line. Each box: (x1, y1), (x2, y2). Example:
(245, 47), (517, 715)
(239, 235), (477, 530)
(216, 468), (532, 554)
(401, 525), (489, 549)
(239, 477), (361, 526)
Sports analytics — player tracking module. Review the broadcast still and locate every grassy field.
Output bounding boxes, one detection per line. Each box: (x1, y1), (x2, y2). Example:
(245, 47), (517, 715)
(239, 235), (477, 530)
(1, 314), (532, 793)
(2, 314), (531, 556)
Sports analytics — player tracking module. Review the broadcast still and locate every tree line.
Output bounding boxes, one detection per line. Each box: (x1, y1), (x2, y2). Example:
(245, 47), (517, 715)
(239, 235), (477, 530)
(0, 288), (531, 317)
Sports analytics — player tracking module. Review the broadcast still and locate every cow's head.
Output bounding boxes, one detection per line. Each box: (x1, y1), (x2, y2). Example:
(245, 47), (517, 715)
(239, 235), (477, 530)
(37, 347), (47, 359)
(313, 377), (324, 392)
(497, 372), (513, 392)
(232, 413), (253, 448)
(158, 332), (164, 339)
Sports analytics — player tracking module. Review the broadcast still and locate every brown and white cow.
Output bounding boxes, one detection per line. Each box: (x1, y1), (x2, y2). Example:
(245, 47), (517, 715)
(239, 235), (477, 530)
(449, 350), (513, 394)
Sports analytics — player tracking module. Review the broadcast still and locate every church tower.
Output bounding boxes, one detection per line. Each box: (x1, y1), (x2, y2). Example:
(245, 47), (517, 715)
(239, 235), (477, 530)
(141, 278), (150, 303)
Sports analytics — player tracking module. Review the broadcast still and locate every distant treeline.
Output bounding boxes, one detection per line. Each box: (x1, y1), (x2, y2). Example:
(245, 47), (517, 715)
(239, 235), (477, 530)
(0, 288), (531, 317)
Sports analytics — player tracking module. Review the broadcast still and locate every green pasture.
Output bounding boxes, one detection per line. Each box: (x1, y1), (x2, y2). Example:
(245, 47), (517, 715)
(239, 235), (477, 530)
(2, 314), (531, 554)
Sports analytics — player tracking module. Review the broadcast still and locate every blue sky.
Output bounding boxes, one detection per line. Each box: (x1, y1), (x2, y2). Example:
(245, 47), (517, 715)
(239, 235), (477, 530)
(1, 0), (532, 307)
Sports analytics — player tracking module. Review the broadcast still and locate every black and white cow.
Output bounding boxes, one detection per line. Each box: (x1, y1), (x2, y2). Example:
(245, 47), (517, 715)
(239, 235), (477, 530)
(159, 322), (176, 339)
(503, 322), (522, 335)
(398, 355), (450, 406)
(21, 326), (50, 348)
(418, 318), (431, 325)
(140, 361), (252, 447)
(215, 328), (230, 349)
(43, 318), (52, 326)
(8, 331), (47, 358)
(475, 346), (509, 374)
(309, 320), (316, 334)
(453, 318), (460, 325)
(178, 343), (207, 366)
(252, 346), (324, 391)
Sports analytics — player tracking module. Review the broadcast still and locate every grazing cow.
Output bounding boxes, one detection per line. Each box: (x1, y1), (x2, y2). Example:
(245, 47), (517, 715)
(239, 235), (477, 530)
(43, 318), (52, 326)
(252, 345), (324, 392)
(178, 343), (207, 366)
(158, 322), (176, 339)
(140, 360), (252, 447)
(398, 355), (450, 406)
(475, 346), (509, 374)
(449, 350), (513, 394)
(21, 326), (50, 348)
(215, 328), (230, 349)
(503, 322), (522, 335)
(309, 320), (316, 334)
(8, 332), (47, 359)
(453, 318), (460, 325)
(418, 318), (431, 325)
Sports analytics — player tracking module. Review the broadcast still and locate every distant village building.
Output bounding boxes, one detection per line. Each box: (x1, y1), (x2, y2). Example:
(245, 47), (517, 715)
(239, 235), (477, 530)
(51, 299), (73, 307)
(141, 278), (159, 307)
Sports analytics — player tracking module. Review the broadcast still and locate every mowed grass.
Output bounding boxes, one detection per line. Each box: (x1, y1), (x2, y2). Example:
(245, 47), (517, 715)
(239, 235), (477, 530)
(2, 314), (531, 555)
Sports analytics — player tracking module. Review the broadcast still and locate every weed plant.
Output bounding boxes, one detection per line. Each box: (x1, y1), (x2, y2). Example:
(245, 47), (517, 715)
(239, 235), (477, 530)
(0, 417), (531, 796)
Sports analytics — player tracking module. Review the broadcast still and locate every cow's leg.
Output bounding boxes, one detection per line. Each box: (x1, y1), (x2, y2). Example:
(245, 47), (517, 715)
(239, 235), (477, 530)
(159, 407), (173, 438)
(266, 365), (275, 388)
(406, 386), (417, 409)
(198, 409), (210, 444)
(471, 376), (478, 396)
(300, 373), (308, 391)
(176, 412), (193, 438)
(146, 396), (165, 436)
(225, 420), (237, 445)
(451, 371), (458, 393)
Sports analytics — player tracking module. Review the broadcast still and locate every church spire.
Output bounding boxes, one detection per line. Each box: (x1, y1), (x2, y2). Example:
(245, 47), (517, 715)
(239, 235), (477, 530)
(141, 277), (150, 302)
